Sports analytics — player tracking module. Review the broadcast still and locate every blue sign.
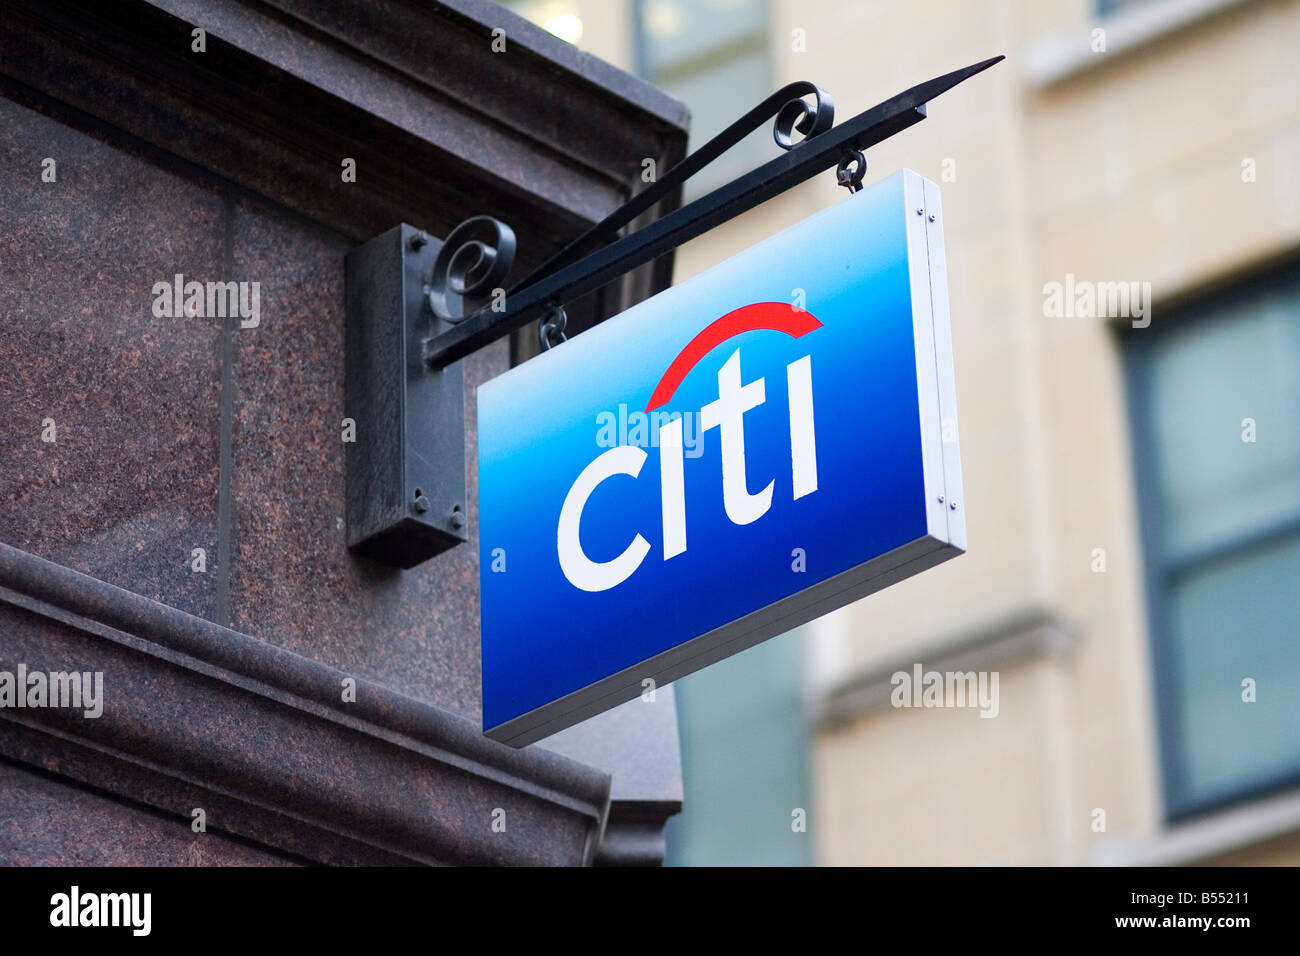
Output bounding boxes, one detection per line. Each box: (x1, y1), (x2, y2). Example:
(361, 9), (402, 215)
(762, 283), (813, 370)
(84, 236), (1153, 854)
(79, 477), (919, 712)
(478, 169), (965, 746)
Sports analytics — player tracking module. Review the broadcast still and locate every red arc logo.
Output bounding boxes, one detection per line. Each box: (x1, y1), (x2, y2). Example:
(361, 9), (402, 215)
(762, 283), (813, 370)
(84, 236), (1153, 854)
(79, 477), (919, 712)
(644, 302), (822, 412)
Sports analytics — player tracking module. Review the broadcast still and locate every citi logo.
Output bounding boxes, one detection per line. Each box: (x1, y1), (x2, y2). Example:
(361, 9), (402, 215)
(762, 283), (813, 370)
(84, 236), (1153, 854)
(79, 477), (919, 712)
(559, 302), (820, 592)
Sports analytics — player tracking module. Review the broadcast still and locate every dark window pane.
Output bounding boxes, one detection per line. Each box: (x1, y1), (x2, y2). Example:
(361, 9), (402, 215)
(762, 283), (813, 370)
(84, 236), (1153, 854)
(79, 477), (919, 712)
(1132, 268), (1300, 817)
(1165, 534), (1300, 805)
(1146, 286), (1300, 562)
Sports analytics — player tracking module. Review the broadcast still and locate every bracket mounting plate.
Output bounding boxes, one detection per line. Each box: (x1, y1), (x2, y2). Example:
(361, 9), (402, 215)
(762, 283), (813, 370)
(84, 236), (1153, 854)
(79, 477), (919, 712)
(345, 224), (468, 568)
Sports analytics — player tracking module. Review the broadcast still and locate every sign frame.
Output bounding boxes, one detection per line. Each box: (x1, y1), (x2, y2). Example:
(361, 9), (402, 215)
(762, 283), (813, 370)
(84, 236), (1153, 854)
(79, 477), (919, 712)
(480, 169), (965, 747)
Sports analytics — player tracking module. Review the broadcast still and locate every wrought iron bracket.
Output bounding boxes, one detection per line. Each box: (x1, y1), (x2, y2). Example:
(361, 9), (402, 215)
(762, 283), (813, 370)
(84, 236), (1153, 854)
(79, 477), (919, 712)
(343, 56), (1002, 568)
(422, 54), (1003, 368)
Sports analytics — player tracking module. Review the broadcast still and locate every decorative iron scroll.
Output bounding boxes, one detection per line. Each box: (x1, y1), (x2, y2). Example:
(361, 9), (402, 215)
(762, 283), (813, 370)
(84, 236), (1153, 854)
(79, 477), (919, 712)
(426, 216), (516, 322)
(423, 56), (1004, 360)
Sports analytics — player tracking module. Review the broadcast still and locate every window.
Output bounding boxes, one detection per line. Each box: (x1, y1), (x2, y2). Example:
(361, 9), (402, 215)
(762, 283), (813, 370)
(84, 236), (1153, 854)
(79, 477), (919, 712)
(634, 0), (770, 198)
(1127, 265), (1300, 819)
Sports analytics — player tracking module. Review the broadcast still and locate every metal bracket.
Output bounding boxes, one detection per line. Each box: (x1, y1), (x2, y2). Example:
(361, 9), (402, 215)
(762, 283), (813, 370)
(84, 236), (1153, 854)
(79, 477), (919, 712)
(345, 224), (467, 568)
(421, 55), (1003, 368)
(341, 56), (1003, 569)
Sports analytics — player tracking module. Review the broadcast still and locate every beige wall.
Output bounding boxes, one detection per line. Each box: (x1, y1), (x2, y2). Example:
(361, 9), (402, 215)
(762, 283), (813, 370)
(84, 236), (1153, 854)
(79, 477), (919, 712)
(804, 0), (1300, 866)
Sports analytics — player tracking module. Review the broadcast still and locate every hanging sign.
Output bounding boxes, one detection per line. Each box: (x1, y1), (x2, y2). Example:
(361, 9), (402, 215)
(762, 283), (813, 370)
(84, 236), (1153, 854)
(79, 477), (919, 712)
(478, 169), (965, 746)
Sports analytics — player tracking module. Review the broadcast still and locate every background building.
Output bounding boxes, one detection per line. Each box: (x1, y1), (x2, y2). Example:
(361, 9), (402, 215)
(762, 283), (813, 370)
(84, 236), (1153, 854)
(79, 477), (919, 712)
(508, 0), (1300, 865)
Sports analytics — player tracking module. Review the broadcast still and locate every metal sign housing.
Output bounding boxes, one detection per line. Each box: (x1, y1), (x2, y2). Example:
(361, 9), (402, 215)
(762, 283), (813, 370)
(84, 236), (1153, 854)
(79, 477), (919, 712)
(478, 169), (965, 746)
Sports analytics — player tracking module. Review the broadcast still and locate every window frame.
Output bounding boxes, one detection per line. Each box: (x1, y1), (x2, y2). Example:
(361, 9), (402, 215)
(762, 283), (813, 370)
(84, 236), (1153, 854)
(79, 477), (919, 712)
(1124, 259), (1300, 821)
